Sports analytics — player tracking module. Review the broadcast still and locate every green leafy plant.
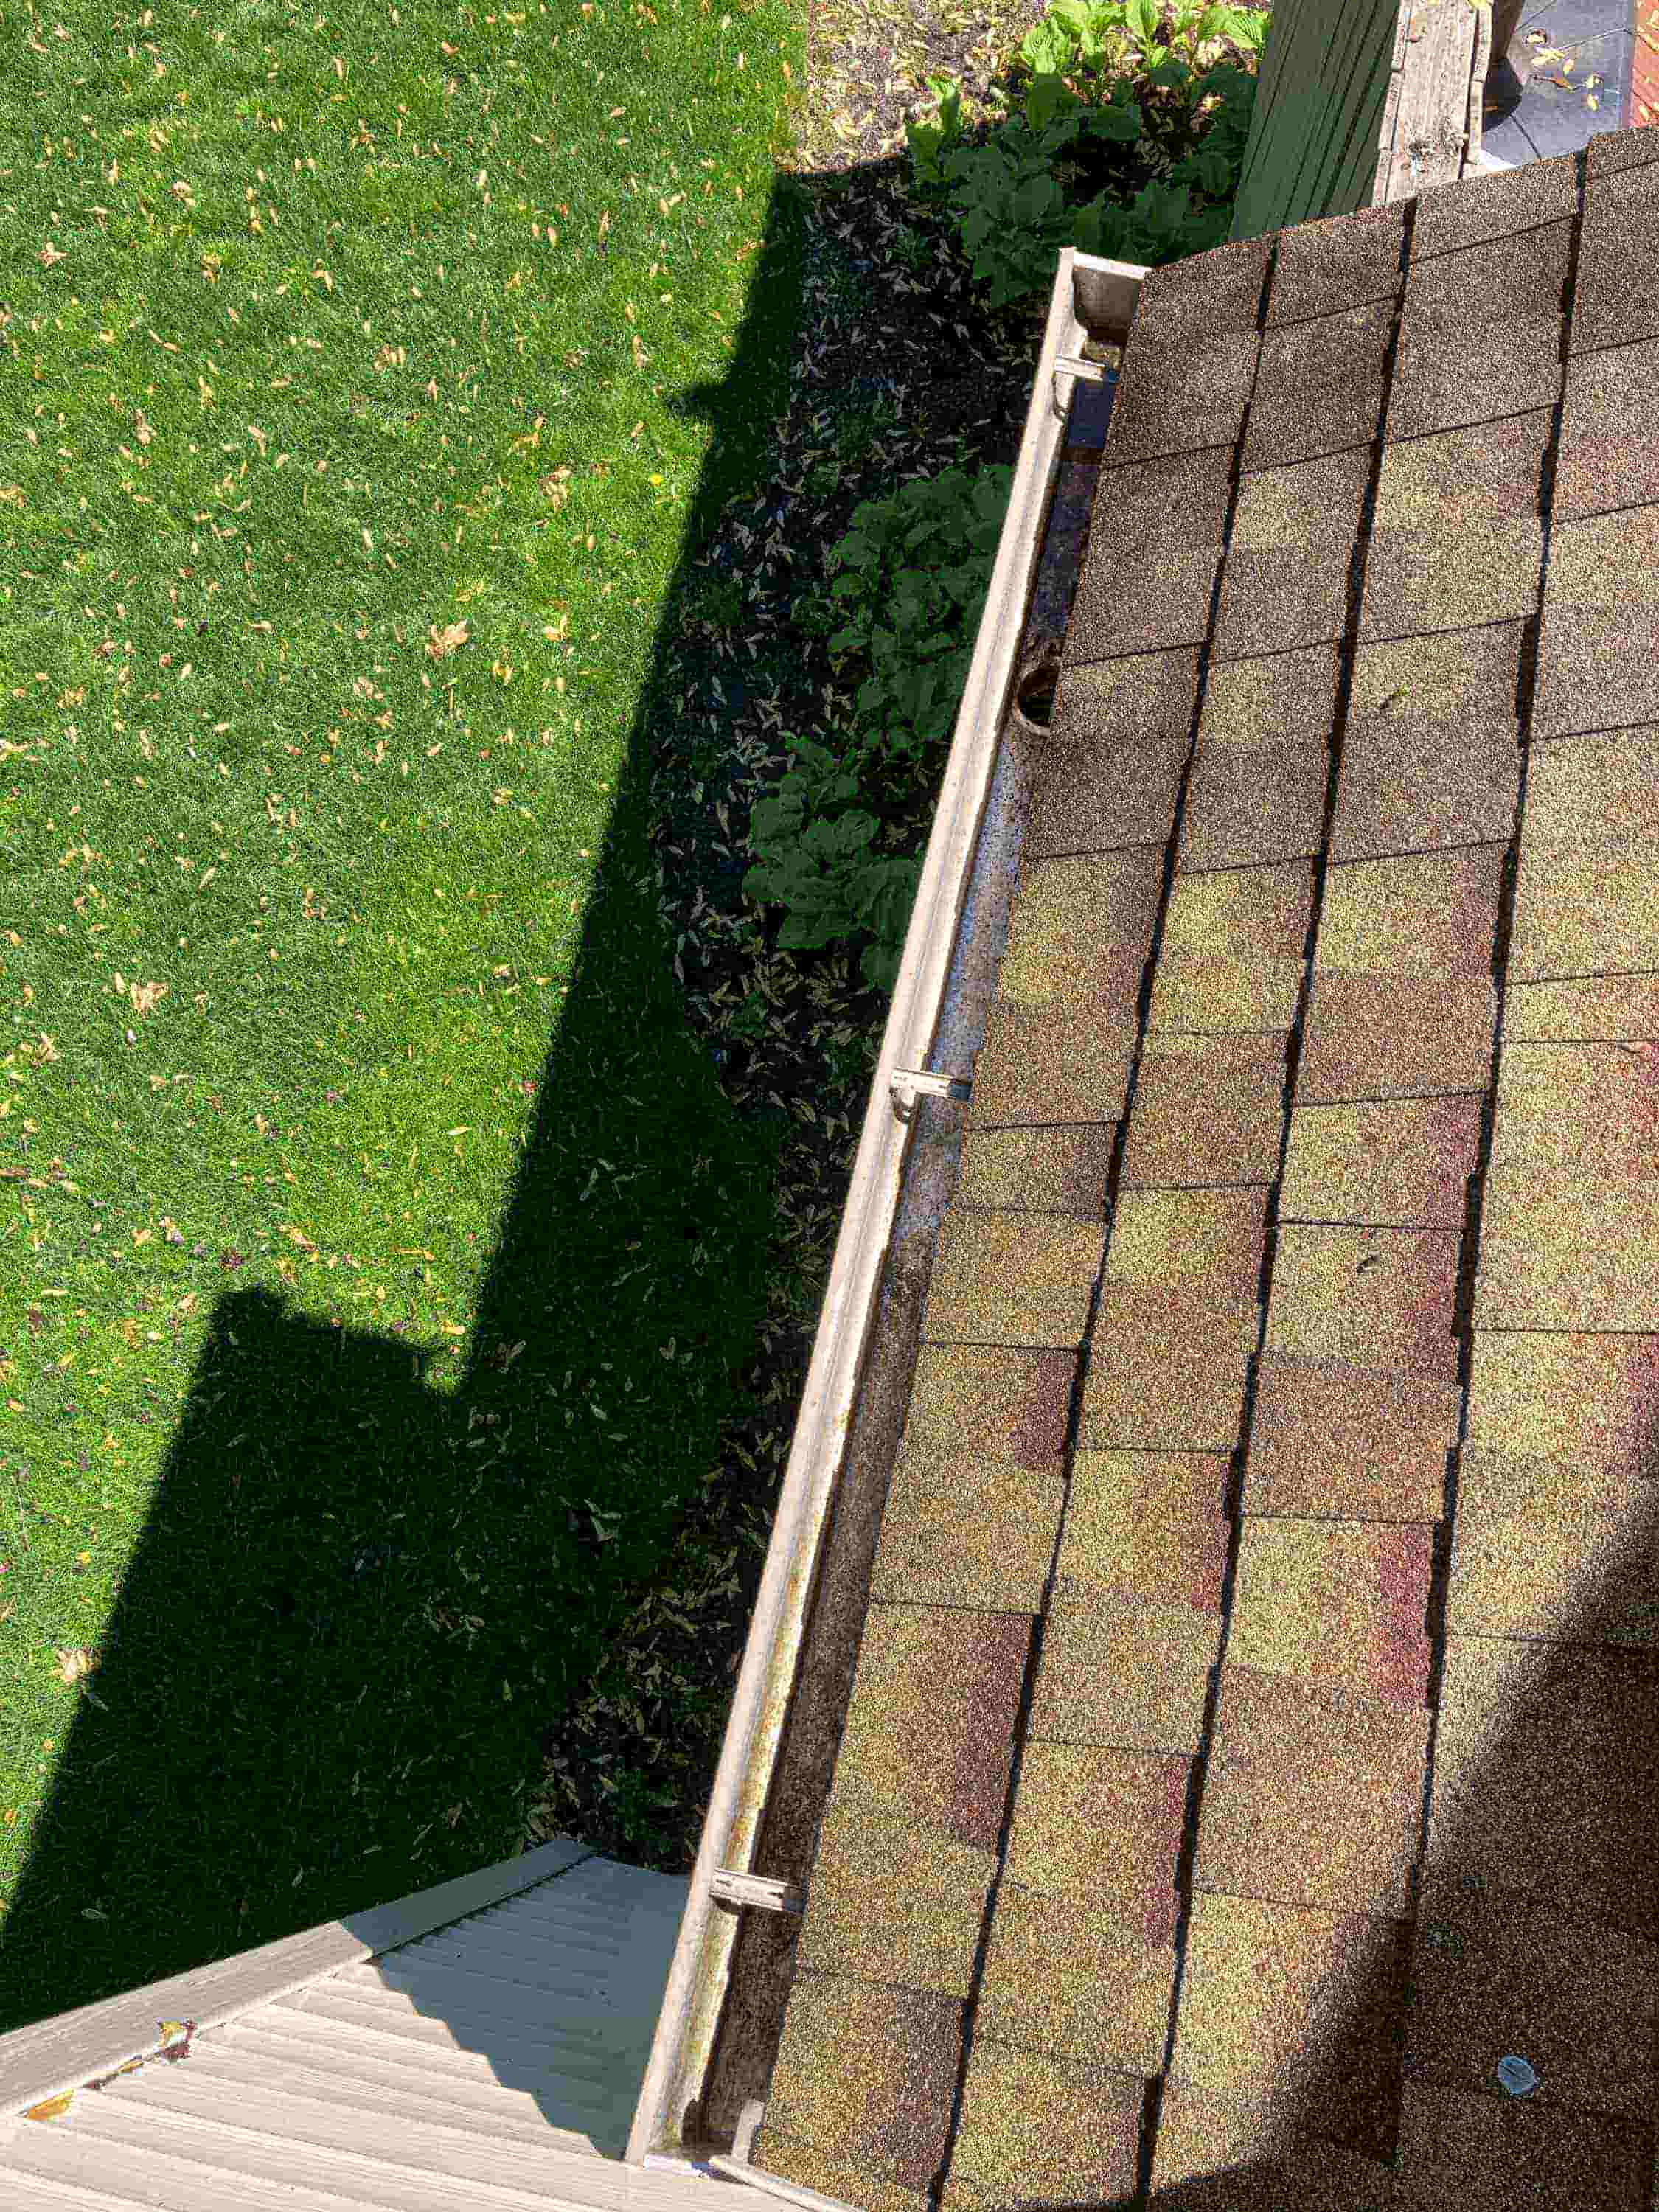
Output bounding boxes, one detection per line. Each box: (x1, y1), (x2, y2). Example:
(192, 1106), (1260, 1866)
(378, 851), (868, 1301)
(745, 462), (1015, 992)
(743, 734), (925, 995)
(823, 460), (1014, 780)
(906, 0), (1270, 310)
(906, 73), (968, 198)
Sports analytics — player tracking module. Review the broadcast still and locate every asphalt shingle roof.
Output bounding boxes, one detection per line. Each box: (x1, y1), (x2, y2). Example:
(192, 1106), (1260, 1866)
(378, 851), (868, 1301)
(754, 123), (1659, 2211)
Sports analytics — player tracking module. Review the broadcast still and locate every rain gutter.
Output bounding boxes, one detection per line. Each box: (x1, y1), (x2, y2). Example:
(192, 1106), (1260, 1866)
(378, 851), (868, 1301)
(627, 244), (1146, 2183)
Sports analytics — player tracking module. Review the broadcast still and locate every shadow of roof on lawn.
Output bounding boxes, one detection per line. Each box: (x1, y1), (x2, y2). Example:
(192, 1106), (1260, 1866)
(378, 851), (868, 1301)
(0, 161), (813, 2055)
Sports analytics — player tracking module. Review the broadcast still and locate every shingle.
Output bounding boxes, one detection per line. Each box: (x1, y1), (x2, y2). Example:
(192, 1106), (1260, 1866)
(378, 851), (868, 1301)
(1067, 444), (1234, 665)
(1086, 1187), (1270, 1450)
(762, 1974), (966, 2197)
(1425, 1633), (1659, 1937)
(751, 2130), (932, 2212)
(1503, 970), (1659, 1040)
(1298, 844), (1503, 1102)
(1388, 221), (1570, 442)
(1194, 1663), (1430, 1917)
(1149, 861), (1315, 1033)
(1331, 624), (1523, 862)
(1279, 1094), (1482, 1228)
(1585, 126), (1659, 185)
(1267, 198), (1406, 326)
(1391, 2083), (1649, 2212)
(1214, 446), (1374, 659)
(1444, 1478), (1659, 1647)
(1204, 638), (1343, 742)
(1263, 1223), (1463, 1385)
(902, 1342), (1076, 1466)
(1178, 729), (1330, 873)
(953, 1122), (1115, 1217)
(1228, 1515), (1436, 1708)
(998, 846), (1163, 1012)
(1241, 299), (1393, 470)
(967, 998), (1138, 1127)
(1026, 728), (1189, 858)
(1570, 153), (1659, 355)
(1121, 1032), (1288, 1186)
(869, 1450), (1066, 1613)
(1531, 503), (1659, 740)
(1169, 1892), (1411, 2159)
(831, 1604), (1034, 1851)
(1554, 335), (1659, 524)
(1150, 2078), (1409, 2209)
(1360, 411), (1550, 642)
(1242, 1351), (1461, 1523)
(1106, 1183), (1270, 1301)
(811, 1795), (1001, 1900)
(1133, 228), (1274, 343)
(796, 1798), (999, 1995)
(1070, 1445), (1232, 1523)
(1100, 322), (1259, 467)
(1456, 1442), (1659, 1528)
(1048, 642), (1201, 748)
(1474, 1041), (1659, 1329)
(942, 2039), (1144, 2210)
(1006, 1739), (1190, 1944)
(1507, 727), (1659, 980)
(1027, 1601), (1220, 1756)
(978, 1882), (1179, 2074)
(1082, 1282), (1259, 1451)
(1410, 146), (1579, 260)
(919, 1207), (1105, 1348)
(1461, 1328), (1659, 1482)
(1403, 1874), (1659, 2119)
(1177, 639), (1339, 873)
(1050, 1497), (1229, 1621)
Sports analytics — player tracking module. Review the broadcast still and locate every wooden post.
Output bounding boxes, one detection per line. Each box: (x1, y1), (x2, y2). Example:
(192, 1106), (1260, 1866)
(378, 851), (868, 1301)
(1488, 0), (1525, 74)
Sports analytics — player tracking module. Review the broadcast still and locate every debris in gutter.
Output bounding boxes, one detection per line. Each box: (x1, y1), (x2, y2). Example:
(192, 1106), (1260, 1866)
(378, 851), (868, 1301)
(1495, 2053), (1539, 2097)
(21, 2018), (196, 2122)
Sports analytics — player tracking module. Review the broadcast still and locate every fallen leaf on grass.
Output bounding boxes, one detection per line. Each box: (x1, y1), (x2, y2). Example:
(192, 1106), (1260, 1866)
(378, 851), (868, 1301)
(111, 975), (168, 1017)
(52, 1646), (96, 1688)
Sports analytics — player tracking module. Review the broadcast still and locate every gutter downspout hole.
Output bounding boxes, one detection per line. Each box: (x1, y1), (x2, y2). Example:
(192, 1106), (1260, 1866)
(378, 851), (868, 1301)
(1010, 641), (1062, 736)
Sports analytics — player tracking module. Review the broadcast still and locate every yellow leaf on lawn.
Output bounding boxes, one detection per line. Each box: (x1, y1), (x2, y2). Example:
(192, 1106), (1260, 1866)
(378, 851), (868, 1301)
(53, 1646), (96, 1688)
(132, 1228), (152, 1246)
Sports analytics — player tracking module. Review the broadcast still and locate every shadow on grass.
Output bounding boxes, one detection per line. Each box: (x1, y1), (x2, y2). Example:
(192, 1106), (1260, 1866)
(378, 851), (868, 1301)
(0, 164), (816, 2041)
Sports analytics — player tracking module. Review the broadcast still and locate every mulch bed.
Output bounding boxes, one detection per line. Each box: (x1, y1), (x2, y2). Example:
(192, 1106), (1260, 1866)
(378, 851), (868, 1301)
(524, 0), (1257, 1872)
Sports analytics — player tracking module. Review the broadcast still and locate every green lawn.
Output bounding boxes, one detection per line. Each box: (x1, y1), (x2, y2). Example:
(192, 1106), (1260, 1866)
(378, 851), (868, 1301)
(0, 0), (811, 2032)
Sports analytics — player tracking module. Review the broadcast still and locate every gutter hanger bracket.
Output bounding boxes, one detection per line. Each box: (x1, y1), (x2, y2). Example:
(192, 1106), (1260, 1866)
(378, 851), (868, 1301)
(708, 1869), (803, 1916)
(1051, 350), (1107, 420)
(888, 1067), (973, 1124)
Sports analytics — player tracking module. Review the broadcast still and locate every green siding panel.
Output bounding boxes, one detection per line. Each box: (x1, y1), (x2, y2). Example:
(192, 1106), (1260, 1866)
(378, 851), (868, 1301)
(1230, 0), (1402, 243)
